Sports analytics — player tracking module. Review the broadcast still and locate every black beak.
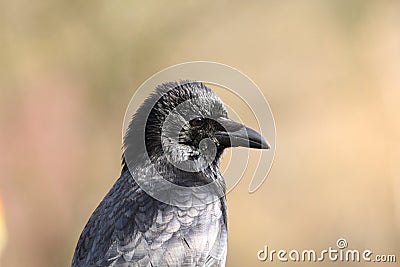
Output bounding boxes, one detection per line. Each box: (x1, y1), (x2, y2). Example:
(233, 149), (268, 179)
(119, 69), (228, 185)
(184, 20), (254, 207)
(214, 118), (270, 149)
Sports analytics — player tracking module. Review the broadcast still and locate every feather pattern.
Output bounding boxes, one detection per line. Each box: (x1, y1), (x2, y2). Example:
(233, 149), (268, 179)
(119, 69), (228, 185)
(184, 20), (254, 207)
(71, 81), (242, 267)
(72, 165), (227, 267)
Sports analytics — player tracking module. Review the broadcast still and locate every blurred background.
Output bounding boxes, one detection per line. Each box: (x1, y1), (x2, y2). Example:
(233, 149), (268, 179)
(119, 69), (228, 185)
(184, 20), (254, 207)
(0, 1), (399, 266)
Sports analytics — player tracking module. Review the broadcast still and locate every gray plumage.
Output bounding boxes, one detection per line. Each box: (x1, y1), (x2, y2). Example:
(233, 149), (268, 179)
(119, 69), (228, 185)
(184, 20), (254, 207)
(71, 81), (269, 267)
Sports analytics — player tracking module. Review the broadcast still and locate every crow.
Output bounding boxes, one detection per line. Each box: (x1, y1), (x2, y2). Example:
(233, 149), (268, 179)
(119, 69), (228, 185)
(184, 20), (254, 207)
(71, 81), (270, 267)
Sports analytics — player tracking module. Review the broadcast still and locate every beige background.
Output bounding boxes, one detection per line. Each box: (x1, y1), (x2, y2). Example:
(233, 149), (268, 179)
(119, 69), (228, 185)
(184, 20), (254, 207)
(0, 1), (399, 266)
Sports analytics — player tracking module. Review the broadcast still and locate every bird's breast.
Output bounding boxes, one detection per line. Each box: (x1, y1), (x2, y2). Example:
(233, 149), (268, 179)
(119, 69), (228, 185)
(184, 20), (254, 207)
(144, 199), (223, 249)
(115, 198), (226, 266)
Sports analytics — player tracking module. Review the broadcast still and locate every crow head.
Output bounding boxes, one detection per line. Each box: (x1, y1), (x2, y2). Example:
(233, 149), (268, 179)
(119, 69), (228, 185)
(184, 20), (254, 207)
(123, 81), (269, 174)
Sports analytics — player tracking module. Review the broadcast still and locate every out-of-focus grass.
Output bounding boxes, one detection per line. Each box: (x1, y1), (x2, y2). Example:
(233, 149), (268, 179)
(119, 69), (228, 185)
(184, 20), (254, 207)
(0, 1), (399, 266)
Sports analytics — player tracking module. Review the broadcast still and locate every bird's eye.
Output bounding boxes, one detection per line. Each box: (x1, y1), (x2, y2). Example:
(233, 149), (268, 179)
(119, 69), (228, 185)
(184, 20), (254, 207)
(189, 117), (205, 127)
